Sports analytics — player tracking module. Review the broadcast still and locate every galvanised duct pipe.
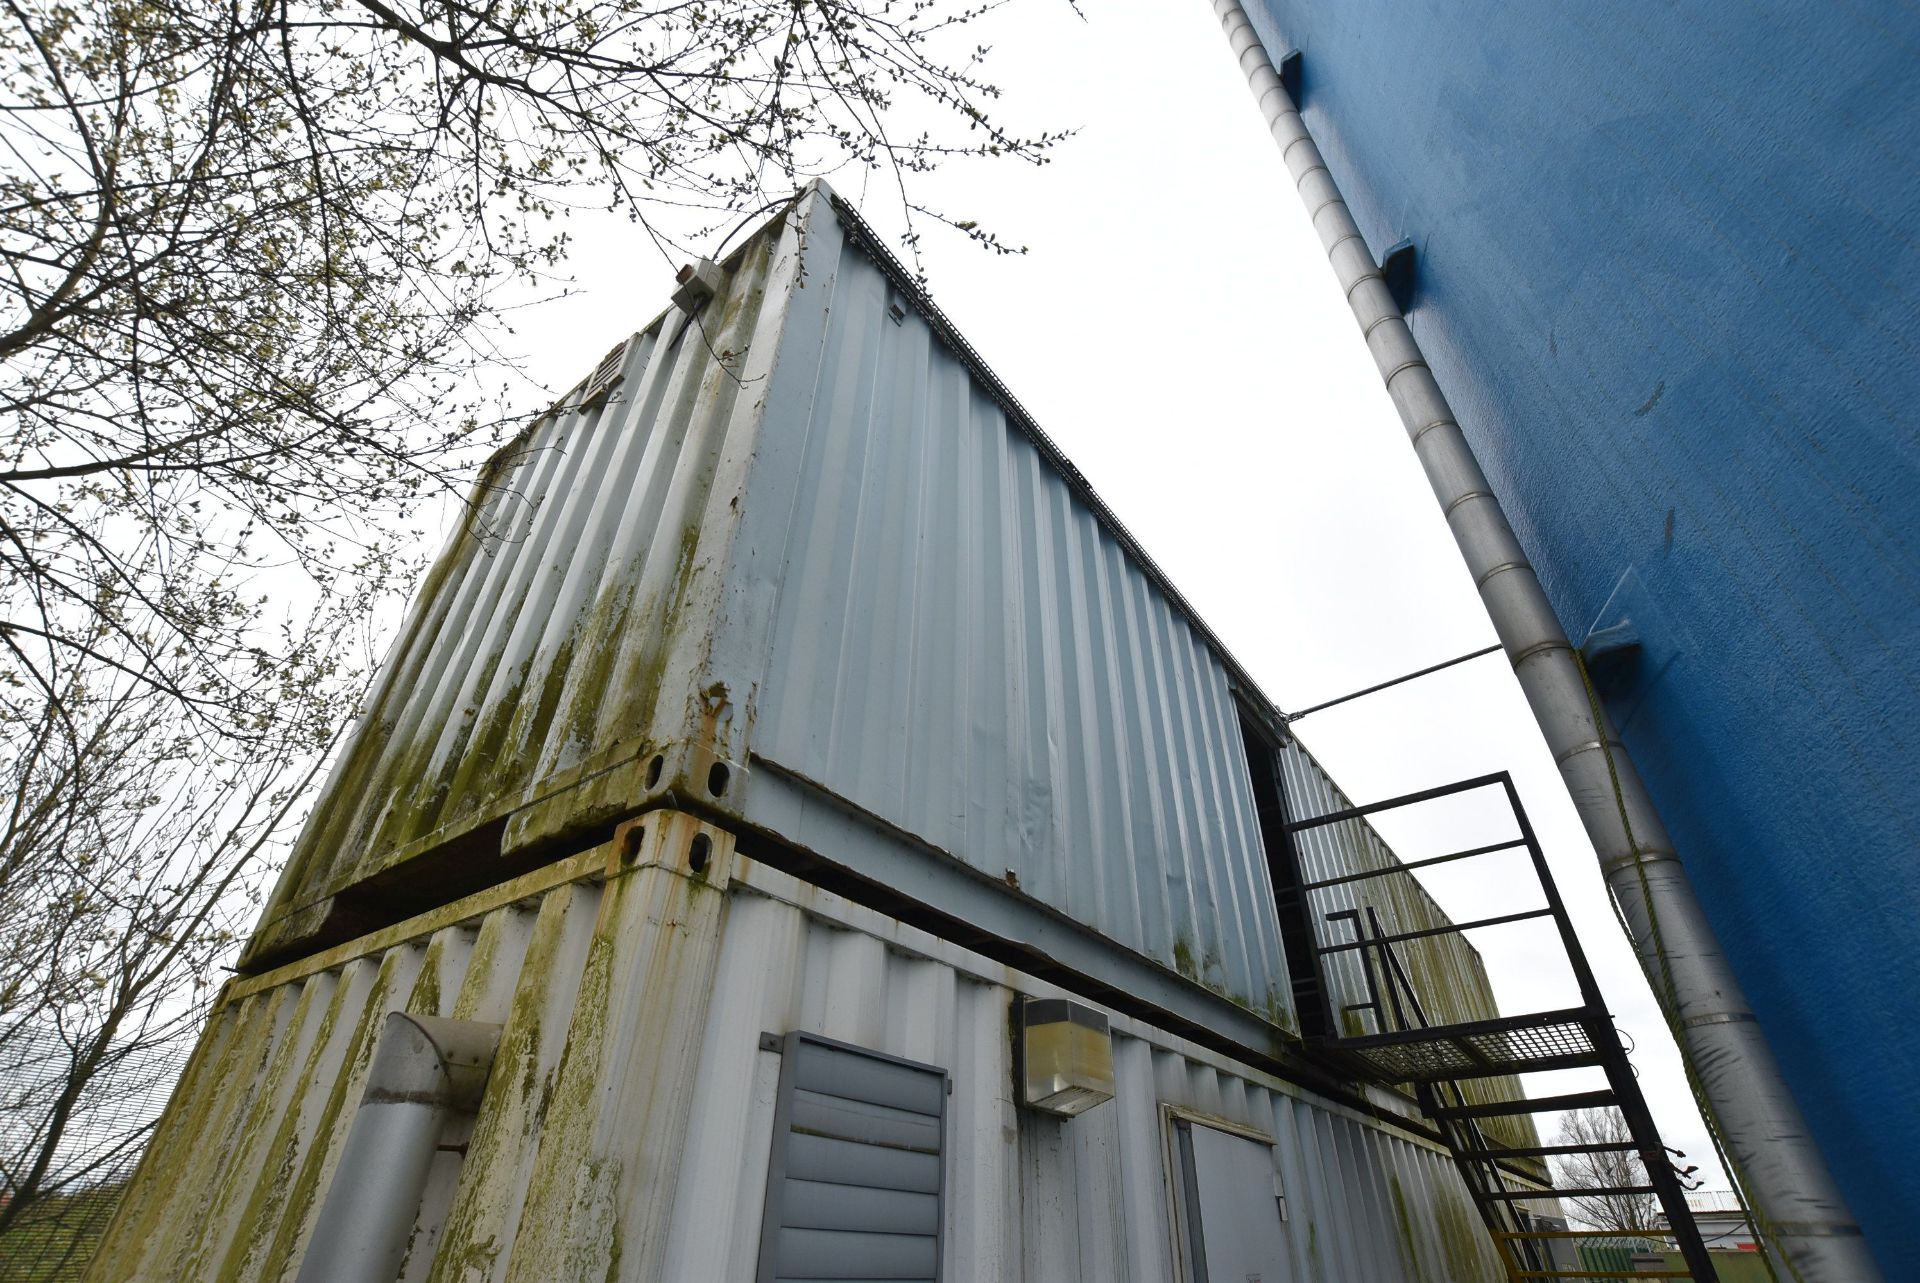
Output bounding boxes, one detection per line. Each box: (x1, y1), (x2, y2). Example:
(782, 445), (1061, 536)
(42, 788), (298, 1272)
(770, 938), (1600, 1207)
(295, 1013), (501, 1283)
(1207, 3), (1879, 1279)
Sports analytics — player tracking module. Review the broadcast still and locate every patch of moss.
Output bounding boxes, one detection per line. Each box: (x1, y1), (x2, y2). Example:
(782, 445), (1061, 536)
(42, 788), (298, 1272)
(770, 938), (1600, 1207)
(1388, 1173), (1434, 1283)
(1172, 935), (1197, 980)
(1434, 1189), (1493, 1282)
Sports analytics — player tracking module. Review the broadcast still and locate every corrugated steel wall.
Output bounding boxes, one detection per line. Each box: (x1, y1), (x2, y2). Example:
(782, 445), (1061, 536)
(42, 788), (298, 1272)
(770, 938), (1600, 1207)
(734, 207), (1286, 1018)
(249, 221), (798, 958)
(1278, 741), (1538, 1149)
(239, 183), (1529, 1084)
(93, 827), (1513, 1283)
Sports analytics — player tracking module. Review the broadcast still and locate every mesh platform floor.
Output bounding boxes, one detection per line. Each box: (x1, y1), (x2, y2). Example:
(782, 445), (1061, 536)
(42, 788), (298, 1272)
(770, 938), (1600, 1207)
(1340, 1016), (1601, 1082)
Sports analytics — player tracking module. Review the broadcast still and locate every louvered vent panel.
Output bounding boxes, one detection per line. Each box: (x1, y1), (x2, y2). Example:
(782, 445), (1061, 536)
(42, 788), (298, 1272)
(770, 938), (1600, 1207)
(581, 339), (628, 403)
(756, 1033), (947, 1282)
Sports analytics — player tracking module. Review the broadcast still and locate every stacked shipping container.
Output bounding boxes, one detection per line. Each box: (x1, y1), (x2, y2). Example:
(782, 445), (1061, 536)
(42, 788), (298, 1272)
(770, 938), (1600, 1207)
(95, 185), (1546, 1282)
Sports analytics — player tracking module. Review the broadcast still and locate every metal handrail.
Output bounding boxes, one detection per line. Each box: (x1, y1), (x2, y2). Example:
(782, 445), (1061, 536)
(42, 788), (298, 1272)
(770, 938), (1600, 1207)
(1315, 908), (1555, 955)
(1277, 768), (1723, 1280)
(1298, 838), (1528, 892)
(1284, 771), (1514, 832)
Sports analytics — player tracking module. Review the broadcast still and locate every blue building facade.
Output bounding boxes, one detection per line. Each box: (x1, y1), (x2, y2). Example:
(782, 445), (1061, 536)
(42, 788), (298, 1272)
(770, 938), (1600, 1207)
(1234, 0), (1919, 1271)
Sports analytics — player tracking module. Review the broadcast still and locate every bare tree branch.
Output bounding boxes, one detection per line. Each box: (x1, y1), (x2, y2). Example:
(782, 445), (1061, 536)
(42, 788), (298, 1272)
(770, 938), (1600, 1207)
(0, 0), (1055, 1259)
(1552, 1108), (1660, 1233)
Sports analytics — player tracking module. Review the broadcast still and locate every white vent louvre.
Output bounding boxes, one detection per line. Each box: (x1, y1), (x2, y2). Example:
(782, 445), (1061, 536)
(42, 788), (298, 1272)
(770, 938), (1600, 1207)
(581, 340), (628, 405)
(755, 1032), (947, 1282)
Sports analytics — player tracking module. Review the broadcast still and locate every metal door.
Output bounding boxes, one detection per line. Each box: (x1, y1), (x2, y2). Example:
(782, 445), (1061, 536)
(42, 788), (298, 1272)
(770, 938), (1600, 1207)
(1173, 1118), (1291, 1283)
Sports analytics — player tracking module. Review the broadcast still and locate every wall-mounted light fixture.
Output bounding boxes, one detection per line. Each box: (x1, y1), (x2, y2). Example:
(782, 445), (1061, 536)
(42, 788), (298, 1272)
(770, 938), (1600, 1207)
(1019, 997), (1115, 1116)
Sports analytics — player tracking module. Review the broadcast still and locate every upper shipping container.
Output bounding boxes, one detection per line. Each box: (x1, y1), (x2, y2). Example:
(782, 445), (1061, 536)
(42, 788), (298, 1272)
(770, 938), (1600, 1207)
(243, 183), (1509, 1058)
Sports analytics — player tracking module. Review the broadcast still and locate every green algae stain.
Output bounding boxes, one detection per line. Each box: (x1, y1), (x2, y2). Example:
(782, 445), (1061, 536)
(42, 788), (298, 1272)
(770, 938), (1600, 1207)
(409, 935), (447, 1015)
(1389, 1173), (1436, 1283)
(426, 899), (587, 1283)
(1172, 935), (1198, 980)
(208, 976), (363, 1283)
(1435, 1189), (1494, 1282)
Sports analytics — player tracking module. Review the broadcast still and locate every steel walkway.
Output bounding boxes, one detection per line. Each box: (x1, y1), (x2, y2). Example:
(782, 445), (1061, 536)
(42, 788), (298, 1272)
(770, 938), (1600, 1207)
(1280, 773), (1721, 1283)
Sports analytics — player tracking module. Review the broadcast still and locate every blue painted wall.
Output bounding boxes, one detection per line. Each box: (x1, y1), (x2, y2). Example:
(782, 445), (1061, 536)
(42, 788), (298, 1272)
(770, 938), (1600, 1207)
(1236, 0), (1919, 1270)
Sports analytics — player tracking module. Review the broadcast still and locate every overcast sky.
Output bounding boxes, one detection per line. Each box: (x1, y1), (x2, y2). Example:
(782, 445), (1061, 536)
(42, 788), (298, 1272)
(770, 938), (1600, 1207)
(484, 0), (1727, 1195)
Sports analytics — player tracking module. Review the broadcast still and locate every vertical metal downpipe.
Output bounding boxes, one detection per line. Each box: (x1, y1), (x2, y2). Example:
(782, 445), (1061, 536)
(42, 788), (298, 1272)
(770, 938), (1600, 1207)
(295, 1013), (501, 1283)
(1207, 3), (1879, 1279)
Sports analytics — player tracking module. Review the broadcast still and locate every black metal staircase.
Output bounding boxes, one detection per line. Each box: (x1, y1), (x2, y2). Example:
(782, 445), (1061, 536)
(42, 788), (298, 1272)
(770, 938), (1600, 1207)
(1282, 773), (1720, 1283)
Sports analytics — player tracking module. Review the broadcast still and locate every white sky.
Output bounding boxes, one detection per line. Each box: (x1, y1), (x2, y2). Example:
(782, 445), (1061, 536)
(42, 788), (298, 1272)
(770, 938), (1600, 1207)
(484, 0), (1726, 1196)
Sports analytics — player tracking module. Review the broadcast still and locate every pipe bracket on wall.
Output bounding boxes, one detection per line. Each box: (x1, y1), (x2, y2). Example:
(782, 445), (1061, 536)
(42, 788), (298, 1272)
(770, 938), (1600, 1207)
(1382, 240), (1418, 314)
(1278, 49), (1302, 103)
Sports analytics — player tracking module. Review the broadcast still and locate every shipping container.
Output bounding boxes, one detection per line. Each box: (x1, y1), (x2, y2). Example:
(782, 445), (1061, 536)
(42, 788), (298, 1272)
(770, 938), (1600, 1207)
(1226, 1), (1919, 1270)
(96, 184), (1561, 1281)
(240, 184), (1515, 1053)
(93, 815), (1524, 1282)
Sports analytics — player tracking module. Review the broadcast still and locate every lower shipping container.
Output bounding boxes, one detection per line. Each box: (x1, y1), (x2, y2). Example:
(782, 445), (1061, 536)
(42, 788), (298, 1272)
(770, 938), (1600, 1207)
(89, 812), (1539, 1282)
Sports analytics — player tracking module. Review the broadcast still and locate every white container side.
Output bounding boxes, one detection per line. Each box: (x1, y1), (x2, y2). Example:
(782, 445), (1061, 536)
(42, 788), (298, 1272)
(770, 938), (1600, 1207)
(725, 196), (1286, 1019)
(92, 822), (1529, 1283)
(252, 222), (797, 955)
(245, 188), (1298, 1030)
